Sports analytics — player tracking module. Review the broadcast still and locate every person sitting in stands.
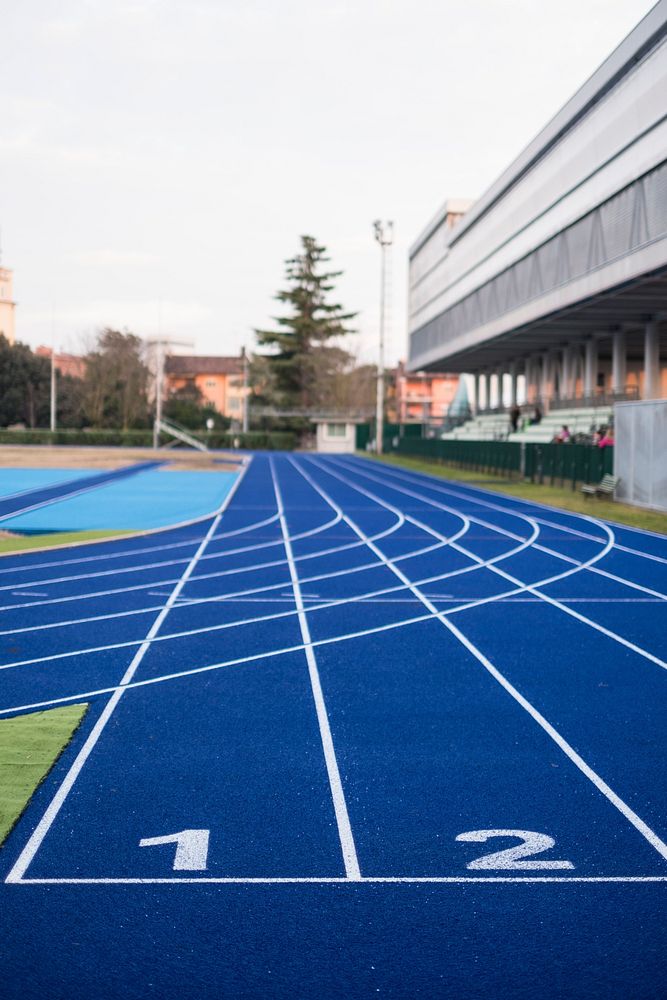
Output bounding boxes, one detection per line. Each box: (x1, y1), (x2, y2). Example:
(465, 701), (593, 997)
(530, 405), (542, 425)
(553, 425), (571, 443)
(598, 427), (614, 448)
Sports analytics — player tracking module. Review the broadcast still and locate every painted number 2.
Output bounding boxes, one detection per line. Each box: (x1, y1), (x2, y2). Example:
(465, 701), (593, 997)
(456, 829), (574, 870)
(139, 829), (210, 871)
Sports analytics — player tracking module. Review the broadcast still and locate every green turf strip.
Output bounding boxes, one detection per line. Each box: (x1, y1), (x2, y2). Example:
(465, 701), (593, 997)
(0, 529), (134, 556)
(0, 703), (88, 846)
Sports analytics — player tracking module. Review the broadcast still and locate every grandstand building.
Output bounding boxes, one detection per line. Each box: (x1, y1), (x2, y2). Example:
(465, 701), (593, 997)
(408, 1), (667, 443)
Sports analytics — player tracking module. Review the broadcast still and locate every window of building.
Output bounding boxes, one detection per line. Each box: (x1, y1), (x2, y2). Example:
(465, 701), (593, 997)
(206, 380), (216, 388)
(326, 423), (346, 437)
(230, 398), (240, 410)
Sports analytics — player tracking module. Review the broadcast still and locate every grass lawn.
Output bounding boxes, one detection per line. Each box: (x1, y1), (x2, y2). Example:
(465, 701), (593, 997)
(0, 704), (88, 846)
(0, 529), (135, 556)
(365, 453), (667, 535)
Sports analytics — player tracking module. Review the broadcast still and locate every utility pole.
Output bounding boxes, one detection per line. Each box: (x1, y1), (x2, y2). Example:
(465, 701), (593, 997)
(153, 338), (163, 449)
(241, 346), (250, 433)
(373, 220), (393, 454)
(148, 336), (194, 449)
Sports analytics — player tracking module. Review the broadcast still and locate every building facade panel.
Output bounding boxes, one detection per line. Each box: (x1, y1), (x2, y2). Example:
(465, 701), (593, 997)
(408, 3), (667, 408)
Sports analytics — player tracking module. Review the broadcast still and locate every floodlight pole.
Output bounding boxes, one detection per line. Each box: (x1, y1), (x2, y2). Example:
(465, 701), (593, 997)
(373, 220), (393, 454)
(50, 306), (57, 433)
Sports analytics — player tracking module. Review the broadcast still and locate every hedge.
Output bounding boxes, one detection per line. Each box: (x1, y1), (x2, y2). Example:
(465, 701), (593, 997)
(0, 428), (297, 451)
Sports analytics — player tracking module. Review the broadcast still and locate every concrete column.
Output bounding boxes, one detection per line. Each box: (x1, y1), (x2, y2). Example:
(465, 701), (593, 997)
(473, 373), (480, 415)
(540, 353), (551, 404)
(561, 346), (576, 400)
(612, 330), (626, 394)
(483, 372), (491, 411)
(509, 361), (518, 407)
(584, 339), (598, 400)
(644, 321), (660, 399)
(495, 368), (504, 409)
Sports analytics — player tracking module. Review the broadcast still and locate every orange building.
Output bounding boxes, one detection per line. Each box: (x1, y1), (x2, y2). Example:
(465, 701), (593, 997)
(165, 354), (246, 420)
(394, 361), (459, 422)
(36, 346), (87, 379)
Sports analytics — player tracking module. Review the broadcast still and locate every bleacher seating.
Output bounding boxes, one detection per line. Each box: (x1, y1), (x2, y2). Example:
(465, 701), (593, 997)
(509, 406), (613, 444)
(439, 406), (613, 443)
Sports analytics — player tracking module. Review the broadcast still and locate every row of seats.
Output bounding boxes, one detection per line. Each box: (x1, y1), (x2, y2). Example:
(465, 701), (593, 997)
(440, 406), (613, 444)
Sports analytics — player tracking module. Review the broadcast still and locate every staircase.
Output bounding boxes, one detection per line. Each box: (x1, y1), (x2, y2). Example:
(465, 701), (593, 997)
(154, 418), (208, 452)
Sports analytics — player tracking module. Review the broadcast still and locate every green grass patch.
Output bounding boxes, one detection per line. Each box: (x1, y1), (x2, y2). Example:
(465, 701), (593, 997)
(0, 529), (135, 556)
(0, 703), (88, 846)
(364, 453), (667, 535)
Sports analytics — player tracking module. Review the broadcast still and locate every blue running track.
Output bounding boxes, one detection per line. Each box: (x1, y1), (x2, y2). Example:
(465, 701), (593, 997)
(1, 453), (665, 998)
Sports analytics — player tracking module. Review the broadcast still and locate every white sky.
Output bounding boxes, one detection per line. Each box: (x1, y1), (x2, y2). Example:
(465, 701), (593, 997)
(0, 0), (656, 366)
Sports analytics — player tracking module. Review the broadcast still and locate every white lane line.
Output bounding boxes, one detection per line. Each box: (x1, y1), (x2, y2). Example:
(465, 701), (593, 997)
(298, 456), (667, 865)
(0, 501), (412, 618)
(270, 457), (361, 881)
(0, 497), (400, 613)
(0, 535), (443, 638)
(11, 875), (667, 884)
(333, 459), (667, 672)
(0, 511), (281, 579)
(0, 493), (549, 704)
(0, 506), (517, 675)
(5, 459), (251, 885)
(1, 508), (340, 596)
(340, 458), (667, 605)
(356, 457), (667, 573)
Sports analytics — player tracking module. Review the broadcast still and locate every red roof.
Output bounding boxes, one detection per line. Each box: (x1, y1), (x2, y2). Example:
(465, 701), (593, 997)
(165, 355), (243, 376)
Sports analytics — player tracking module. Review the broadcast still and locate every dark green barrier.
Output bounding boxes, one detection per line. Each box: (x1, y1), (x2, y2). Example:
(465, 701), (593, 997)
(356, 422), (424, 451)
(391, 436), (613, 486)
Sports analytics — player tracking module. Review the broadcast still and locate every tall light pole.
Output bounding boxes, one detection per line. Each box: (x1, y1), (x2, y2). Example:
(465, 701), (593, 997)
(50, 305), (57, 433)
(373, 220), (393, 454)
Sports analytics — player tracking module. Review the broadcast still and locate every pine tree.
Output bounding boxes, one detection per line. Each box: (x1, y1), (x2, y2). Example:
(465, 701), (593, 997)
(254, 236), (357, 411)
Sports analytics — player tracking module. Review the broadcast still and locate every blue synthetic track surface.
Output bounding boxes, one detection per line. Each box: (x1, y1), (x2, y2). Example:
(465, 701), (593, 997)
(0, 452), (665, 998)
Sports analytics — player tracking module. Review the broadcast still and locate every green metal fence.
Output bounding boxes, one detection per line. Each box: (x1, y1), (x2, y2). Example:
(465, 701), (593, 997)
(355, 422), (424, 452)
(389, 436), (613, 489)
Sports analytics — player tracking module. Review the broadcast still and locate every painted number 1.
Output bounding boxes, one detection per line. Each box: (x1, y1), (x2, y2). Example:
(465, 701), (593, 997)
(456, 829), (574, 870)
(139, 829), (210, 871)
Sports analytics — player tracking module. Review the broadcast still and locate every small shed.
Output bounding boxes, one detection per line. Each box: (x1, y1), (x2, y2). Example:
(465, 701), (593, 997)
(314, 420), (358, 454)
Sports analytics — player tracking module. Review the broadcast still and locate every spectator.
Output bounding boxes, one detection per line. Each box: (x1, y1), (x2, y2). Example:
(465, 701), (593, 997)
(509, 404), (521, 433)
(530, 405), (542, 425)
(598, 428), (614, 448)
(553, 424), (571, 443)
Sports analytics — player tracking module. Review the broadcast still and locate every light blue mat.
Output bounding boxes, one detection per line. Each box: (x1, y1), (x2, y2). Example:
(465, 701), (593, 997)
(0, 468), (92, 500)
(3, 468), (239, 532)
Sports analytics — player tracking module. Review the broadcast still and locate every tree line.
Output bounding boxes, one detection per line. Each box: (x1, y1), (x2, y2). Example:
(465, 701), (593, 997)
(0, 235), (375, 433)
(0, 329), (223, 431)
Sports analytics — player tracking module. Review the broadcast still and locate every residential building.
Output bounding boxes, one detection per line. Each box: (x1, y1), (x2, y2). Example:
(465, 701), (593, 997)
(393, 361), (459, 423)
(165, 354), (246, 420)
(35, 346), (87, 379)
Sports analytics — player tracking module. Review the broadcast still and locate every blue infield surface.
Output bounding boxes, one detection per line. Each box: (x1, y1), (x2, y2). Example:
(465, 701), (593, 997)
(0, 452), (665, 998)
(1, 467), (239, 532)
